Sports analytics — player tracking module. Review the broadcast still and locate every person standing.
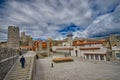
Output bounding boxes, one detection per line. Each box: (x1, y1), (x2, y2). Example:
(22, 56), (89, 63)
(19, 48), (22, 56)
(51, 62), (54, 68)
(20, 56), (26, 68)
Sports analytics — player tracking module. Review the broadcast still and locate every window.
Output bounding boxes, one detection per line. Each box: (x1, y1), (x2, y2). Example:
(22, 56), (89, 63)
(91, 55), (94, 59)
(100, 55), (104, 60)
(89, 44), (91, 47)
(95, 55), (98, 60)
(116, 53), (120, 57)
(13, 29), (15, 32)
(86, 55), (89, 59)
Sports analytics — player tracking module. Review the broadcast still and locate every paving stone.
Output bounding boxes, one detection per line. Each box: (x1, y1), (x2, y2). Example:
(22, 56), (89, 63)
(35, 53), (120, 80)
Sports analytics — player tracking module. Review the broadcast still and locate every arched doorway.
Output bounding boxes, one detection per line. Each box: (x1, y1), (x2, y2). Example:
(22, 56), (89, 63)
(75, 50), (78, 57)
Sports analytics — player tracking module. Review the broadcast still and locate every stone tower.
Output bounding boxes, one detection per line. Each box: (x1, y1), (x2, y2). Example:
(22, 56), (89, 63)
(67, 33), (73, 47)
(8, 26), (20, 49)
(21, 32), (25, 37)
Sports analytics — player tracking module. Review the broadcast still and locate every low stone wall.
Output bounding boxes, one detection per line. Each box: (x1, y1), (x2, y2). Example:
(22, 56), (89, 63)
(0, 47), (18, 80)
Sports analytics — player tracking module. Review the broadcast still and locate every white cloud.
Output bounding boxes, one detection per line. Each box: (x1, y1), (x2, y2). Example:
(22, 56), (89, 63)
(75, 5), (120, 38)
(0, 0), (120, 41)
(0, 0), (92, 41)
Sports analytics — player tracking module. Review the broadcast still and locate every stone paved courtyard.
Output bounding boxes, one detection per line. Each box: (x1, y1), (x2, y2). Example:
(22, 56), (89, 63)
(35, 53), (120, 80)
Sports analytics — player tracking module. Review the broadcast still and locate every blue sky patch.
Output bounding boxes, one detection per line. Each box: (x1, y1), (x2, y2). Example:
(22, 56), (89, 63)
(58, 23), (81, 33)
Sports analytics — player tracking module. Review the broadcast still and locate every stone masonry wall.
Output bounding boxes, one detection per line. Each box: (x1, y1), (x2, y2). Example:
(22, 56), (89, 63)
(0, 46), (18, 80)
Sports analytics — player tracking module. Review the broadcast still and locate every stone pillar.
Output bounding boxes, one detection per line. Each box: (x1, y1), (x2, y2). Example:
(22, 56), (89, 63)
(35, 47), (38, 53)
(98, 55), (101, 61)
(39, 42), (42, 51)
(47, 40), (50, 56)
(84, 55), (87, 59)
(89, 55), (91, 60)
(104, 55), (106, 61)
(93, 55), (96, 60)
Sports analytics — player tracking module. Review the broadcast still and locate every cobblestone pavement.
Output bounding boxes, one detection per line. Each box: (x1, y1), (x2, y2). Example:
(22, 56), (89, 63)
(35, 54), (120, 80)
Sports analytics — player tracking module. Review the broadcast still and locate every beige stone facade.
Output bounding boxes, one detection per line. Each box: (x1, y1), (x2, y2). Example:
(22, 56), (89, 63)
(20, 32), (33, 46)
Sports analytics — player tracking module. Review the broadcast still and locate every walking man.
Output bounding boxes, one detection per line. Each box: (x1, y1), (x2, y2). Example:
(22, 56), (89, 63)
(20, 56), (26, 68)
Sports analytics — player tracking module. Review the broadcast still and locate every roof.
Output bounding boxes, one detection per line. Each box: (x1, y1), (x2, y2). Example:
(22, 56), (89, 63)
(20, 46), (33, 49)
(56, 48), (73, 50)
(112, 47), (120, 50)
(80, 47), (100, 50)
(84, 52), (106, 55)
(67, 32), (73, 37)
(73, 41), (105, 46)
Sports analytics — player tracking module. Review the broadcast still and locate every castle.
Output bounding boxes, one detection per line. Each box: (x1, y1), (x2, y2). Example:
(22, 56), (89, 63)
(20, 32), (33, 46)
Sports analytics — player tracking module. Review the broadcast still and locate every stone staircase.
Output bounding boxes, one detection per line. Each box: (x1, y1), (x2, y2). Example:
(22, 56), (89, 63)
(4, 51), (36, 80)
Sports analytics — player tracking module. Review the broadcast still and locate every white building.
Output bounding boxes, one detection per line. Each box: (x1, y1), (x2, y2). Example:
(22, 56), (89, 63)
(112, 46), (120, 60)
(52, 33), (73, 55)
(52, 33), (107, 61)
(72, 40), (107, 61)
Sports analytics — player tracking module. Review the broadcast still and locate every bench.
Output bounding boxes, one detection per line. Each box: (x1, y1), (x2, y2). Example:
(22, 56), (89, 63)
(53, 57), (73, 62)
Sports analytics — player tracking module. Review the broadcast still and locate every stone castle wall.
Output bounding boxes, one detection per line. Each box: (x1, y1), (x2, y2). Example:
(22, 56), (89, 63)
(0, 47), (18, 80)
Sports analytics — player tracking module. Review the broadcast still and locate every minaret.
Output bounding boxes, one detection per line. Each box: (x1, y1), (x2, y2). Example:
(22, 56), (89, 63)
(8, 26), (20, 49)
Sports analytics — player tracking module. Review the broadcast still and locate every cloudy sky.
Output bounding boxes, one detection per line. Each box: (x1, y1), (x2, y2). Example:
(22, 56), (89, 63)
(0, 0), (120, 41)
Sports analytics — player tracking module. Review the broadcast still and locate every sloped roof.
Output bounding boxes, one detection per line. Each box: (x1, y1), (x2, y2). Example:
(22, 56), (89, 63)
(84, 52), (106, 55)
(80, 47), (100, 50)
(56, 48), (73, 50)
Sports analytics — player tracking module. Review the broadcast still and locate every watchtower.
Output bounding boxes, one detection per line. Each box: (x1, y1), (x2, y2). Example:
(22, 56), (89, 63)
(8, 26), (20, 49)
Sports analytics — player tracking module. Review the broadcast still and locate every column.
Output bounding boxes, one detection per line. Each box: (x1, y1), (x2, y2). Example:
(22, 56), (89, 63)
(35, 47), (38, 53)
(39, 42), (42, 51)
(84, 55), (87, 59)
(104, 55), (106, 61)
(89, 55), (91, 60)
(47, 40), (50, 56)
(98, 55), (101, 61)
(93, 55), (96, 60)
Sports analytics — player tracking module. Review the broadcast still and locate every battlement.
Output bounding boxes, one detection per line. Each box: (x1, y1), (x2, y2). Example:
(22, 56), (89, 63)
(8, 26), (19, 31)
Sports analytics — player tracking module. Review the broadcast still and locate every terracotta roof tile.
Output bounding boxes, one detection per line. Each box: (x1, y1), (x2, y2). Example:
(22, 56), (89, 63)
(80, 47), (100, 50)
(84, 52), (106, 55)
(56, 48), (73, 50)
(20, 46), (33, 49)
(73, 41), (105, 46)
